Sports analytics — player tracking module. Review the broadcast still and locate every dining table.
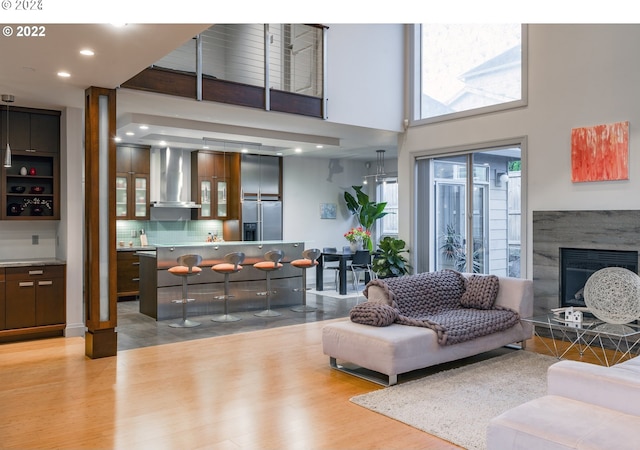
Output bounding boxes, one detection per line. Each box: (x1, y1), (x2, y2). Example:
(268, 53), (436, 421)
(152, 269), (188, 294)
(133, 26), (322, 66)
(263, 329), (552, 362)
(315, 250), (353, 295)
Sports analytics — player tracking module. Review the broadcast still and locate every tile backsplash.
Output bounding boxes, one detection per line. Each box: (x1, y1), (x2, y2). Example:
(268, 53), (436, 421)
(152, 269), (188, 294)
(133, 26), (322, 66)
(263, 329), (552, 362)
(116, 220), (224, 246)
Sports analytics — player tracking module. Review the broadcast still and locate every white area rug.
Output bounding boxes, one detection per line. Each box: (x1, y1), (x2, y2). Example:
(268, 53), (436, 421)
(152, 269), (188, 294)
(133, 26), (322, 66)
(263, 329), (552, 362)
(350, 351), (557, 450)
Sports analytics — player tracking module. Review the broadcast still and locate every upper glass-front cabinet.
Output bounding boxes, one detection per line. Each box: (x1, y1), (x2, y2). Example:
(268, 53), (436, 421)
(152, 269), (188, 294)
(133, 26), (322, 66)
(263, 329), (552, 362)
(217, 180), (227, 217)
(115, 175), (128, 218)
(134, 176), (148, 218)
(200, 179), (212, 217)
(115, 145), (150, 220)
(191, 151), (239, 220)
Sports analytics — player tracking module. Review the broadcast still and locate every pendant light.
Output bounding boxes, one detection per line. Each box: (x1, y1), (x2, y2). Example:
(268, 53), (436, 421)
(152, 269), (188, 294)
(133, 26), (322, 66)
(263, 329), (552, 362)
(362, 149), (387, 185)
(2, 94), (14, 168)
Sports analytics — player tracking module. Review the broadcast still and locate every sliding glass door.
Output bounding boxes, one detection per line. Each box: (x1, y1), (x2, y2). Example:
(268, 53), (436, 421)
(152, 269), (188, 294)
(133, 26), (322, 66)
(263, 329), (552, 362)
(416, 145), (522, 277)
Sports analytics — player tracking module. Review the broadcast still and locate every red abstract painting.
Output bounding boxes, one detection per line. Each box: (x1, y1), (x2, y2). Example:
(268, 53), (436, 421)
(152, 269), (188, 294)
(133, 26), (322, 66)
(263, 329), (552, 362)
(571, 121), (629, 182)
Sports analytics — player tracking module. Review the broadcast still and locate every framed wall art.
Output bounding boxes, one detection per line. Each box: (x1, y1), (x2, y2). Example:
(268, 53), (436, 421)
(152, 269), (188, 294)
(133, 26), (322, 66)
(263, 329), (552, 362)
(320, 203), (337, 219)
(571, 121), (629, 182)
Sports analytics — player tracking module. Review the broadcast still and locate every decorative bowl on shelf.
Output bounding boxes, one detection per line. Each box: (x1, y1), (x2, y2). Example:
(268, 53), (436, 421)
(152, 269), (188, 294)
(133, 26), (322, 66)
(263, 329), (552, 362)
(30, 186), (45, 194)
(11, 186), (26, 193)
(7, 203), (24, 216)
(31, 205), (44, 216)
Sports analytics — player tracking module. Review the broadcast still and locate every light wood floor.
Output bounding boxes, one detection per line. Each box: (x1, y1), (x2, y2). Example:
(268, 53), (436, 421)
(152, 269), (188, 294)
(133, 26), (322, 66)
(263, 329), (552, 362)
(0, 320), (618, 450)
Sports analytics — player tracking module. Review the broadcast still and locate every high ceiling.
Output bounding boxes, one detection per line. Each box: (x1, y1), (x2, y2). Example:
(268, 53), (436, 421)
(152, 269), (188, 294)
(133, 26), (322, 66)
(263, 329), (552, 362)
(0, 24), (398, 160)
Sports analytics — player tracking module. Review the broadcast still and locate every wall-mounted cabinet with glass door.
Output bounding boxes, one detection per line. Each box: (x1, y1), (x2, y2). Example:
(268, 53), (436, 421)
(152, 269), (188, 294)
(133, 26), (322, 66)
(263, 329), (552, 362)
(191, 150), (239, 220)
(115, 144), (150, 220)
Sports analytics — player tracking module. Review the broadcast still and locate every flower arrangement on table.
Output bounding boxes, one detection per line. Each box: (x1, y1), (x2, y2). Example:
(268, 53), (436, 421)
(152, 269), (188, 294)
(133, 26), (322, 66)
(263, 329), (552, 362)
(344, 227), (371, 243)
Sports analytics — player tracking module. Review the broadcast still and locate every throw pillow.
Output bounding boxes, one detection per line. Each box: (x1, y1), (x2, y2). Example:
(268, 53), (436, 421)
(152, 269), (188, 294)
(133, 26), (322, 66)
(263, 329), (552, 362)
(460, 274), (500, 309)
(363, 279), (395, 306)
(350, 302), (397, 327)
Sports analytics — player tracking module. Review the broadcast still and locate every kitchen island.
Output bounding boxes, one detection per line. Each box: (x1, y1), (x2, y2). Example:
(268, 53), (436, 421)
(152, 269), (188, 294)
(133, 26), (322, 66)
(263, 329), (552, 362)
(138, 241), (308, 320)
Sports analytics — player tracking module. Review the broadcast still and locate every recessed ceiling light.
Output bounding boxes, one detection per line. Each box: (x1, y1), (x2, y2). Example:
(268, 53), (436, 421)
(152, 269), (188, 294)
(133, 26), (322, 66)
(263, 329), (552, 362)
(159, 141), (167, 146)
(57, 71), (71, 78)
(80, 49), (95, 56)
(125, 131), (134, 136)
(295, 148), (302, 153)
(241, 148), (248, 153)
(316, 145), (323, 149)
(139, 125), (149, 130)
(114, 137), (122, 142)
(203, 145), (209, 149)
(276, 152), (283, 156)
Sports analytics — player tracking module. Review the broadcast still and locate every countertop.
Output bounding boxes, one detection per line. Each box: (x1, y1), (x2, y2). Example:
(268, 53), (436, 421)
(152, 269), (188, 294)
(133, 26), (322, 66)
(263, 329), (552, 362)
(117, 245), (157, 252)
(0, 258), (66, 268)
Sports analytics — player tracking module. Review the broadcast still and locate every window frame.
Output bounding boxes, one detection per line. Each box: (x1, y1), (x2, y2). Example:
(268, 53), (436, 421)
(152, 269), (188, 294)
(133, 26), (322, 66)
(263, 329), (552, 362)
(410, 24), (528, 126)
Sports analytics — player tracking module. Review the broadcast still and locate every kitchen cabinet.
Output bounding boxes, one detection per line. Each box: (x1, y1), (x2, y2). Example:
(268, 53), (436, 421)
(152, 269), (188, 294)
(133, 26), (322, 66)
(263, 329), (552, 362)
(191, 151), (240, 220)
(117, 250), (140, 299)
(1, 108), (60, 154)
(4, 264), (65, 330)
(116, 144), (150, 220)
(0, 107), (61, 220)
(2, 150), (60, 220)
(0, 269), (5, 330)
(241, 154), (281, 200)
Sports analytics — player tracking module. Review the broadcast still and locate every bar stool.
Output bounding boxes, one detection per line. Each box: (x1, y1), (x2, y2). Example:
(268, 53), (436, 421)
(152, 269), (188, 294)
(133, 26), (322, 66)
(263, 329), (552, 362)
(253, 250), (285, 317)
(290, 248), (321, 312)
(168, 254), (202, 328)
(211, 252), (245, 323)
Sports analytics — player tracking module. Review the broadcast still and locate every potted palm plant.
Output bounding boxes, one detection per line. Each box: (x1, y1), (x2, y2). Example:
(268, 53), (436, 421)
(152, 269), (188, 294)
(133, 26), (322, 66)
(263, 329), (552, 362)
(344, 185), (388, 251)
(372, 236), (412, 278)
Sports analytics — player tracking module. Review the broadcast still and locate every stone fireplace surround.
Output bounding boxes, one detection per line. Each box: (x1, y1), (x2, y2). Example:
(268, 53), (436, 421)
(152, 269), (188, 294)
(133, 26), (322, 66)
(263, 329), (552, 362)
(533, 210), (640, 316)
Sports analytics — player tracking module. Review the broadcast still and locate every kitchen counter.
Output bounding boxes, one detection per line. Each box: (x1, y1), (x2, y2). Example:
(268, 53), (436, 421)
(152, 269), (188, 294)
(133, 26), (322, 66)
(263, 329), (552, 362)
(0, 258), (66, 268)
(117, 245), (156, 252)
(138, 241), (307, 320)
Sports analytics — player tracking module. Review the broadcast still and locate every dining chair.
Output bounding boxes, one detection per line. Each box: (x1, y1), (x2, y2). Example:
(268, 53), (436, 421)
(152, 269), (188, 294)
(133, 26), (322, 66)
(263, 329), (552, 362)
(350, 250), (375, 291)
(322, 247), (341, 291)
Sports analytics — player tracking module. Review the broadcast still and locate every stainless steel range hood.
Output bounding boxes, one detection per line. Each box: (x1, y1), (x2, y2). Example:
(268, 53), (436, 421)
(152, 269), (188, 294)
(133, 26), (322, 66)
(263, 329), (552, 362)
(150, 147), (200, 209)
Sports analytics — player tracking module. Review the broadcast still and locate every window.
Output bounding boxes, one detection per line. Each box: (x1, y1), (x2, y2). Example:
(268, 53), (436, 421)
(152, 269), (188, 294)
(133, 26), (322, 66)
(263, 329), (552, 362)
(416, 24), (526, 123)
(377, 179), (398, 240)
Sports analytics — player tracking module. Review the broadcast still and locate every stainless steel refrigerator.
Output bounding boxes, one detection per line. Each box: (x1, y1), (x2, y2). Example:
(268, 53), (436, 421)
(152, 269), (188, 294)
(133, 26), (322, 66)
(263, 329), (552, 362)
(242, 201), (283, 241)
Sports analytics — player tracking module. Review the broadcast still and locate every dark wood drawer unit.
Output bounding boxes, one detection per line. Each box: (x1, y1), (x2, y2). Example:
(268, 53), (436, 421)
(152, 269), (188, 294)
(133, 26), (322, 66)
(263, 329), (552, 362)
(117, 251), (140, 299)
(3, 264), (65, 332)
(0, 269), (5, 330)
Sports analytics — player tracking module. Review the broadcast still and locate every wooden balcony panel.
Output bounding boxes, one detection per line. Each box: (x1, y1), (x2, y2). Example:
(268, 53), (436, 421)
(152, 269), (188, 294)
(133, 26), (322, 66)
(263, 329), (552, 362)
(202, 77), (265, 109)
(121, 67), (197, 99)
(270, 89), (323, 118)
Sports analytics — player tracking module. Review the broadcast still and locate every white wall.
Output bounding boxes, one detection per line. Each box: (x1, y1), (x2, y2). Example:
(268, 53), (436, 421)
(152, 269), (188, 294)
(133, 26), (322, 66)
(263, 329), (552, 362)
(325, 24), (405, 132)
(399, 24), (640, 278)
(282, 156), (371, 251)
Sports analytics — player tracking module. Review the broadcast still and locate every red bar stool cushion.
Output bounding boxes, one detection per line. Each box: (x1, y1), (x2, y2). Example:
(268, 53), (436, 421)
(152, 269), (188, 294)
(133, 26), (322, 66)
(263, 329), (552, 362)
(168, 265), (202, 275)
(212, 263), (243, 273)
(291, 259), (319, 269)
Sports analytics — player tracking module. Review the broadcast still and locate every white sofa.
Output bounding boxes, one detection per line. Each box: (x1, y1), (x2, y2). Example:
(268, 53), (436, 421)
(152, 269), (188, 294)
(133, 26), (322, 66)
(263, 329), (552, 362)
(487, 356), (640, 449)
(322, 274), (533, 385)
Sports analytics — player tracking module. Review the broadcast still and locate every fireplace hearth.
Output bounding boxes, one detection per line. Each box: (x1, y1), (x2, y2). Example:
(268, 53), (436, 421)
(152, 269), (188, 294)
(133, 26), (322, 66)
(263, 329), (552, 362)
(560, 248), (638, 308)
(533, 210), (640, 316)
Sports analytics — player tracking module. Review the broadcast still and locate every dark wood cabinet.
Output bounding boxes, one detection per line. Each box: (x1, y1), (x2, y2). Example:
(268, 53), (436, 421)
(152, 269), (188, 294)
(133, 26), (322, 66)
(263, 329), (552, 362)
(0, 269), (5, 330)
(1, 108), (60, 154)
(1, 107), (61, 221)
(117, 250), (140, 299)
(3, 264), (65, 331)
(191, 151), (240, 220)
(116, 144), (150, 220)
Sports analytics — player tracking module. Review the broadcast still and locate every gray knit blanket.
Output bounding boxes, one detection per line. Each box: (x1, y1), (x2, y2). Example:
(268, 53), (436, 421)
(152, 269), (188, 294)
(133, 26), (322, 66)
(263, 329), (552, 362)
(363, 270), (520, 345)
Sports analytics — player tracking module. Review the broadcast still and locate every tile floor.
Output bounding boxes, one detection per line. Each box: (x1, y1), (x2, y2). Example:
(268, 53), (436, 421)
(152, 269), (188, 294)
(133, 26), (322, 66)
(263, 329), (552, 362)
(117, 287), (365, 351)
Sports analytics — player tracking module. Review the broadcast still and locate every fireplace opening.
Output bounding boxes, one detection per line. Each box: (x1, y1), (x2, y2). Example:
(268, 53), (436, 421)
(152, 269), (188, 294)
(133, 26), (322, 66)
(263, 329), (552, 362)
(560, 248), (638, 308)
